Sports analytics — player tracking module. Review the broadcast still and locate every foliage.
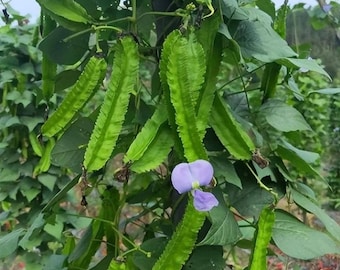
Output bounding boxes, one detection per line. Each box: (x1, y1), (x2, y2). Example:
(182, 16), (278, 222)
(1, 0), (340, 269)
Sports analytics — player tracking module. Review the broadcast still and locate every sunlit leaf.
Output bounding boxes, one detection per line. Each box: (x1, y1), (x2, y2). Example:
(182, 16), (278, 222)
(272, 210), (340, 259)
(291, 188), (340, 242)
(277, 58), (331, 80)
(233, 21), (297, 62)
(308, 88), (340, 95)
(260, 99), (311, 132)
(37, 0), (92, 23)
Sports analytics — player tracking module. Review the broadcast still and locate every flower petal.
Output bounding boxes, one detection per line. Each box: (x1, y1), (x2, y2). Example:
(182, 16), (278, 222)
(188, 160), (214, 187)
(171, 162), (195, 193)
(171, 160), (214, 194)
(322, 4), (332, 13)
(192, 190), (219, 211)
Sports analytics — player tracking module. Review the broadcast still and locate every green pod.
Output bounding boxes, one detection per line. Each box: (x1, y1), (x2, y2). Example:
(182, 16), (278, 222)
(159, 30), (184, 158)
(29, 131), (43, 157)
(124, 101), (168, 163)
(165, 30), (207, 161)
(33, 137), (55, 176)
(129, 123), (174, 173)
(261, 62), (282, 103)
(83, 37), (139, 172)
(41, 14), (57, 101)
(209, 95), (255, 160)
(249, 206), (275, 270)
(41, 55), (107, 137)
(152, 199), (206, 270)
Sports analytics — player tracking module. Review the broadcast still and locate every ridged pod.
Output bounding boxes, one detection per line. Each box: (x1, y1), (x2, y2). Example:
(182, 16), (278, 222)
(249, 206), (275, 270)
(152, 199), (206, 270)
(41, 55), (107, 137)
(83, 37), (139, 172)
(163, 29), (207, 161)
(33, 137), (55, 176)
(129, 123), (174, 173)
(153, 29), (209, 270)
(124, 101), (168, 164)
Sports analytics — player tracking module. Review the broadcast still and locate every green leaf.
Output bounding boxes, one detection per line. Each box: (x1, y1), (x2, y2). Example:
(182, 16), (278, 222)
(280, 140), (319, 163)
(19, 116), (44, 132)
(233, 21), (297, 62)
(308, 88), (340, 95)
(38, 174), (57, 191)
(184, 246), (225, 270)
(274, 0), (289, 38)
(21, 188), (40, 202)
(199, 189), (241, 245)
(43, 255), (67, 270)
(272, 210), (340, 259)
(51, 117), (94, 173)
(0, 228), (25, 259)
(210, 95), (255, 160)
(291, 188), (340, 242)
(44, 216), (64, 240)
(42, 175), (79, 213)
(0, 166), (20, 182)
(37, 0), (92, 23)
(19, 213), (46, 249)
(260, 99), (311, 132)
(68, 219), (103, 265)
(220, 0), (248, 20)
(226, 162), (284, 218)
(39, 26), (90, 65)
(276, 144), (321, 178)
(277, 58), (331, 80)
(256, 0), (275, 20)
(210, 156), (242, 188)
(55, 69), (82, 92)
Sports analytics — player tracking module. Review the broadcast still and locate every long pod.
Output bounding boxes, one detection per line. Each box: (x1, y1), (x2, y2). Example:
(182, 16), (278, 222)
(83, 37), (139, 172)
(152, 200), (206, 270)
(41, 55), (107, 137)
(249, 206), (275, 270)
(41, 13), (57, 101)
(124, 101), (168, 163)
(153, 29), (209, 270)
(164, 29), (207, 161)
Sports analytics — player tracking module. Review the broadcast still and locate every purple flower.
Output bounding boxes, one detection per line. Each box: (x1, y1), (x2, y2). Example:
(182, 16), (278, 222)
(192, 190), (219, 211)
(171, 160), (218, 211)
(322, 4), (332, 13)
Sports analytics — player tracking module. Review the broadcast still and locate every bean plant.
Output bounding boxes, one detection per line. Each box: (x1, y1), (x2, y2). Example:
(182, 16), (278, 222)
(1, 0), (340, 269)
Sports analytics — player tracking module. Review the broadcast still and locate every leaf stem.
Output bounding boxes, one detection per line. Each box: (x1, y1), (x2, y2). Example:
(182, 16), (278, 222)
(246, 163), (279, 202)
